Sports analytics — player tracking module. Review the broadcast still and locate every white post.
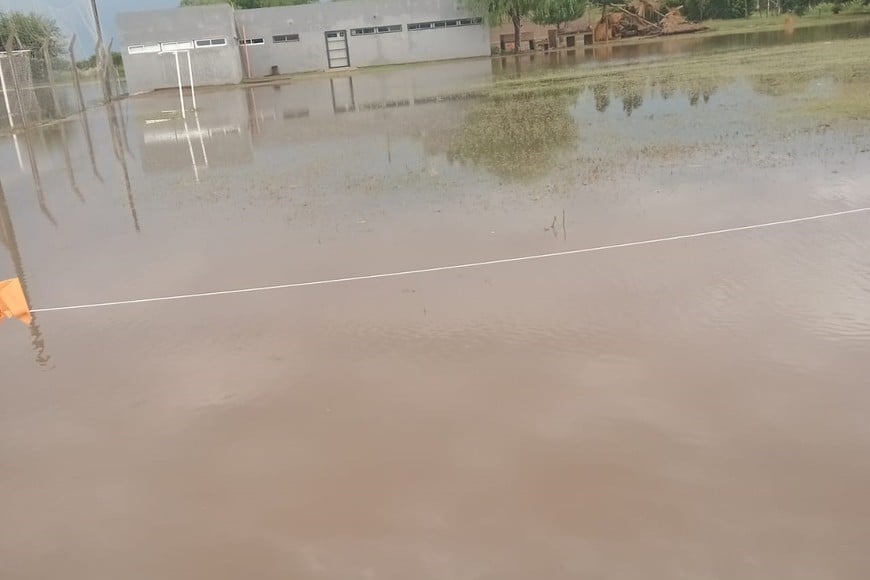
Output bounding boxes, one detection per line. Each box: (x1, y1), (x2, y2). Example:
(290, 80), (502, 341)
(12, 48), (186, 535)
(185, 50), (197, 111)
(12, 134), (24, 170)
(0, 55), (15, 130)
(183, 119), (199, 183)
(194, 111), (209, 167)
(174, 51), (186, 119)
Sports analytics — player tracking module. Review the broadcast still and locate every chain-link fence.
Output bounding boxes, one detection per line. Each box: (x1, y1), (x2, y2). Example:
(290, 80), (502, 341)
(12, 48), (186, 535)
(1, 2), (125, 131)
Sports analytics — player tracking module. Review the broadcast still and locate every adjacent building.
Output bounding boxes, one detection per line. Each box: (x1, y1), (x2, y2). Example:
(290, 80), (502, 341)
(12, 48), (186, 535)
(118, 0), (489, 95)
(117, 5), (243, 95)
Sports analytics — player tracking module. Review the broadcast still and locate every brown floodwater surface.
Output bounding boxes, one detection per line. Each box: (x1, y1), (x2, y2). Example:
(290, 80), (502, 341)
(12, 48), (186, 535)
(2, 38), (870, 579)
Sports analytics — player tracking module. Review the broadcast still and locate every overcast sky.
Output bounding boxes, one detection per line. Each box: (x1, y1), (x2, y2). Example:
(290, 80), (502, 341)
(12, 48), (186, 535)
(3, 0), (335, 52)
(3, 0), (183, 53)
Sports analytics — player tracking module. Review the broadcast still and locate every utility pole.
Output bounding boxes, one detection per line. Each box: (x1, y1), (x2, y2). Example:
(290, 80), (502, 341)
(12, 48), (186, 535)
(89, 0), (112, 100)
(90, 0), (104, 49)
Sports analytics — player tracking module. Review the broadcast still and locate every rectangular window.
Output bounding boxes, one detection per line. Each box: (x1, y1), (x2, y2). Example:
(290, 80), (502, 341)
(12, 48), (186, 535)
(241, 38), (265, 45)
(195, 38), (227, 48)
(408, 17), (483, 31)
(160, 40), (195, 52)
(350, 24), (402, 36)
(127, 44), (160, 55)
(273, 34), (300, 43)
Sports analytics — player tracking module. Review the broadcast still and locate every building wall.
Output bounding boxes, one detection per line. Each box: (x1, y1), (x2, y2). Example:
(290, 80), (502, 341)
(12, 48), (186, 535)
(117, 5), (243, 94)
(234, 0), (490, 77)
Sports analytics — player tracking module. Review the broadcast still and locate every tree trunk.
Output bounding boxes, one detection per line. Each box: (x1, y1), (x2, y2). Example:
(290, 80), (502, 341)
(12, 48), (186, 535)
(512, 12), (522, 53)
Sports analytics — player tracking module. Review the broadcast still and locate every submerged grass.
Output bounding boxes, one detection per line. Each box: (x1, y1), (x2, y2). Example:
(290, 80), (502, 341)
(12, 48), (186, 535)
(448, 37), (870, 181)
(702, 12), (870, 36)
(480, 37), (870, 120)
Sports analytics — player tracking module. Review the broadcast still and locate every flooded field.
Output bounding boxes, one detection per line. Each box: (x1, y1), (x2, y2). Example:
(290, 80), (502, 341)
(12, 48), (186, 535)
(2, 29), (870, 580)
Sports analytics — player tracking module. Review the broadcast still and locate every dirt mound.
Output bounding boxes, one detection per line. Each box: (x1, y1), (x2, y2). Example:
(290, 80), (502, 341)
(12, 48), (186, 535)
(659, 7), (708, 35)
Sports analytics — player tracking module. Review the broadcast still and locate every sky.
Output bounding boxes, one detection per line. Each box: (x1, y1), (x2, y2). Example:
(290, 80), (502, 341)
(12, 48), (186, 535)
(3, 0), (334, 54)
(2, 0), (184, 54)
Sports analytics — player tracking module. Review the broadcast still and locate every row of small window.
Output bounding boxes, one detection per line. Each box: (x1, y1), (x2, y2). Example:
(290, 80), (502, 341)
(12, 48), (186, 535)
(128, 34), (300, 54)
(128, 38), (226, 54)
(242, 34), (300, 45)
(407, 17), (483, 31)
(352, 18), (483, 35)
(128, 18), (483, 55)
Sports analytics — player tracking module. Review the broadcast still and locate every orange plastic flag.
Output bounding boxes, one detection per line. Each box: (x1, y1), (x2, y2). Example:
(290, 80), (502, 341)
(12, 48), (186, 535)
(0, 278), (32, 325)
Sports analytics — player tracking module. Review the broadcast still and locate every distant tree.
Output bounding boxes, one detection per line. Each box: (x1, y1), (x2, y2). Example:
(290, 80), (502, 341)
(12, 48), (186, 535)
(0, 11), (63, 56)
(464, 0), (541, 53)
(77, 51), (123, 71)
(778, 0), (811, 15)
(532, 0), (587, 34)
(180, 0), (316, 7)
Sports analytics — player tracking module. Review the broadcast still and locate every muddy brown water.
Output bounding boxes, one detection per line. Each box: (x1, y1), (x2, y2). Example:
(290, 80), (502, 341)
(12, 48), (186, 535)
(2, 33), (870, 580)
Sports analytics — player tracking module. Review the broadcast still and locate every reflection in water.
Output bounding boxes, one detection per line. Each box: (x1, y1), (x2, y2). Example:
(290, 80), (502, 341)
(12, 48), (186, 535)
(80, 107), (104, 182)
(448, 88), (579, 181)
(43, 59), (86, 203)
(58, 121), (86, 203)
(107, 98), (140, 232)
(592, 83), (610, 113)
(0, 177), (51, 367)
(20, 129), (57, 227)
(749, 73), (811, 97)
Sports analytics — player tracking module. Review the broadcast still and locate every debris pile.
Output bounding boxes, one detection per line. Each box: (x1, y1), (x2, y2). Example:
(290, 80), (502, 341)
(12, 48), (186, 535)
(594, 3), (707, 42)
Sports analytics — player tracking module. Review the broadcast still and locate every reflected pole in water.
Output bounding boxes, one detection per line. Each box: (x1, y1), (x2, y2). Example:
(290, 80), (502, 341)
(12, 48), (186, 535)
(245, 88), (260, 135)
(42, 42), (84, 203)
(68, 35), (103, 182)
(5, 39), (57, 227)
(59, 124), (85, 203)
(20, 130), (57, 227)
(105, 38), (134, 157)
(0, 177), (51, 366)
(106, 96), (140, 232)
(80, 108), (103, 182)
(173, 51), (186, 119)
(116, 93), (134, 158)
(194, 110), (209, 168)
(183, 118), (200, 183)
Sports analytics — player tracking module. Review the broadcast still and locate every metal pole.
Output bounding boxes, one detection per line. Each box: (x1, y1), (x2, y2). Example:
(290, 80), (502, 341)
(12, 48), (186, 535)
(0, 55), (14, 129)
(183, 119), (199, 183)
(194, 111), (208, 167)
(90, 0), (105, 48)
(69, 36), (86, 114)
(185, 50), (197, 111)
(42, 41), (62, 119)
(174, 51), (186, 119)
(5, 38), (30, 130)
(242, 24), (251, 78)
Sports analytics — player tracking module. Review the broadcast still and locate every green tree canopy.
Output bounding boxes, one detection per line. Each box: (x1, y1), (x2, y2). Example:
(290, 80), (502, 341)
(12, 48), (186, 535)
(532, 0), (587, 31)
(0, 11), (63, 56)
(464, 0), (540, 52)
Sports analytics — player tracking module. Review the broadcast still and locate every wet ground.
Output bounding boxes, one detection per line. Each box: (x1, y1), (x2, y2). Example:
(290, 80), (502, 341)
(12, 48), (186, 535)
(2, 28), (870, 580)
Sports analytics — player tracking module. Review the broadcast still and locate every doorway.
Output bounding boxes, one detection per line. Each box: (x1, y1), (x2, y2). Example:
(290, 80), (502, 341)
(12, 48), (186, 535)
(325, 30), (349, 69)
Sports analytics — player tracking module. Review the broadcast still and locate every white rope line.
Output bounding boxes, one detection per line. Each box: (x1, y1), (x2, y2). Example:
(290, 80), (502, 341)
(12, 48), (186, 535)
(29, 206), (870, 314)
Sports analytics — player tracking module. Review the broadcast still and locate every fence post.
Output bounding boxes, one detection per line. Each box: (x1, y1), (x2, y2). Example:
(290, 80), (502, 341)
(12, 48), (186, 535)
(0, 51), (15, 130)
(42, 41), (62, 120)
(68, 35), (86, 114)
(5, 35), (30, 130)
